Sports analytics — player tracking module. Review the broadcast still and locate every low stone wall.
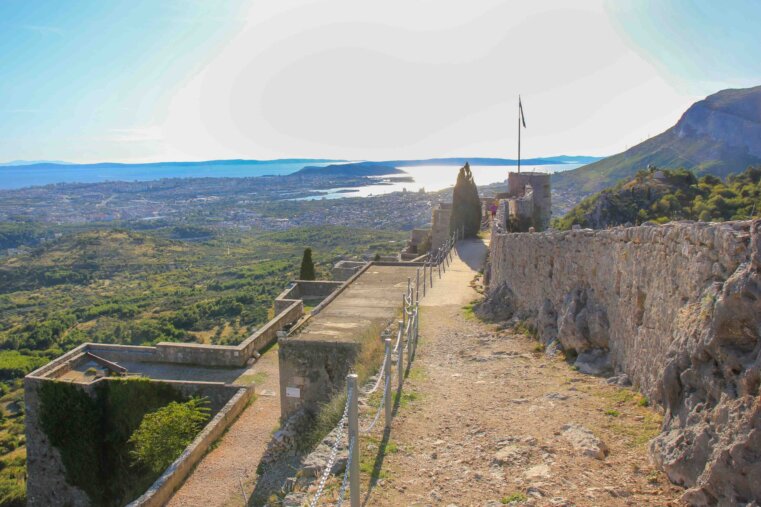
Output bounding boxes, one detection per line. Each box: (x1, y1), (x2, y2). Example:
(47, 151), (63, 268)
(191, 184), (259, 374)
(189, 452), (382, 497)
(155, 299), (303, 367)
(128, 385), (254, 507)
(486, 220), (761, 504)
(332, 260), (367, 281)
(274, 280), (343, 314)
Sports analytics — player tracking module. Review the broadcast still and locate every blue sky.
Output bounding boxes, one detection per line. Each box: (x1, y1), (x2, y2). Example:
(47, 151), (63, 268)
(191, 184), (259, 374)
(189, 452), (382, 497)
(1, 0), (760, 163)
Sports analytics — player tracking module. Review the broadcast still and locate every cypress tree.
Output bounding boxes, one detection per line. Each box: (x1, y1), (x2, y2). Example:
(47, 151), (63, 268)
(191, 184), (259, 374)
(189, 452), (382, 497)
(299, 248), (316, 280)
(451, 162), (481, 237)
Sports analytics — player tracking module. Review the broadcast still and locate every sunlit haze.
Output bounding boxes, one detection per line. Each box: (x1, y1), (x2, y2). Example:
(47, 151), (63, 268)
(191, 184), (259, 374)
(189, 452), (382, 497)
(1, 0), (760, 163)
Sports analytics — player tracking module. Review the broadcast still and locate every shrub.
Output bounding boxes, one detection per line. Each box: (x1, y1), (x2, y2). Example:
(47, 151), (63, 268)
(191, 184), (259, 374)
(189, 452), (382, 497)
(129, 397), (210, 473)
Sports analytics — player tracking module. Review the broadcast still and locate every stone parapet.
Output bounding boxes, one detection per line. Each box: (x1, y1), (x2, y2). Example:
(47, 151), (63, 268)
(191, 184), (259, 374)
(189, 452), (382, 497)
(486, 220), (761, 504)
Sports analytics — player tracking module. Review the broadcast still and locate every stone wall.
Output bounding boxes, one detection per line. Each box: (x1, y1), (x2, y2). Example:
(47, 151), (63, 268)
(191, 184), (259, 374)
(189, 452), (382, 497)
(274, 281), (343, 314)
(486, 220), (761, 504)
(24, 376), (90, 507)
(332, 261), (367, 281)
(278, 340), (360, 419)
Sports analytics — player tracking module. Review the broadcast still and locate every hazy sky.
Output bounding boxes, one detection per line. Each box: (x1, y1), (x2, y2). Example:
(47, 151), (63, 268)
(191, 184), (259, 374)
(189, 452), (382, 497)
(1, 0), (760, 163)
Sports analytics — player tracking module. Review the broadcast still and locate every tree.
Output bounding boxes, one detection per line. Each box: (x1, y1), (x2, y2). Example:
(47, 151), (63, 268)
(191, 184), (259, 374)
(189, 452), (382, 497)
(129, 397), (210, 473)
(450, 163), (482, 238)
(299, 248), (316, 280)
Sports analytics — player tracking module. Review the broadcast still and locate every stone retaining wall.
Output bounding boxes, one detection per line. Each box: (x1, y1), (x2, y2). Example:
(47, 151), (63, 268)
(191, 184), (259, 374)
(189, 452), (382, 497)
(24, 373), (248, 506)
(486, 220), (761, 504)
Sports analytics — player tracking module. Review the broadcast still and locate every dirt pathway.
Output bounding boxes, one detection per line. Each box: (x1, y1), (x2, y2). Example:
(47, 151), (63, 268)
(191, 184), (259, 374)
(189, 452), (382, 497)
(168, 347), (281, 507)
(366, 238), (683, 506)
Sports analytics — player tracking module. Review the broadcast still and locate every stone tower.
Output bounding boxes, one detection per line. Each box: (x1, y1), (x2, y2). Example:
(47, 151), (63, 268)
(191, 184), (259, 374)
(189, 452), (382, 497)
(505, 171), (551, 231)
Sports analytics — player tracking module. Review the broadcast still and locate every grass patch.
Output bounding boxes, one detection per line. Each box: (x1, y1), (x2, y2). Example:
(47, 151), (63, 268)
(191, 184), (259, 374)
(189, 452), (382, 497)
(297, 392), (347, 452)
(597, 387), (637, 405)
(462, 300), (478, 320)
(235, 371), (268, 386)
(407, 365), (427, 382)
(359, 435), (398, 481)
(502, 492), (528, 503)
(607, 411), (662, 448)
(604, 409), (620, 417)
(393, 390), (421, 409)
(514, 320), (538, 340)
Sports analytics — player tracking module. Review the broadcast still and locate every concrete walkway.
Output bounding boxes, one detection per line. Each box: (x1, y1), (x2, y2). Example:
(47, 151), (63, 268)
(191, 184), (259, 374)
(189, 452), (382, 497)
(419, 238), (488, 308)
(166, 350), (280, 507)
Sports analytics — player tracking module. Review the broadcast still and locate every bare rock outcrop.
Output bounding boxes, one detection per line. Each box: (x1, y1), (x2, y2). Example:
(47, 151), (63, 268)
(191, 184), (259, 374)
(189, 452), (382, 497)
(485, 220), (761, 504)
(561, 424), (608, 460)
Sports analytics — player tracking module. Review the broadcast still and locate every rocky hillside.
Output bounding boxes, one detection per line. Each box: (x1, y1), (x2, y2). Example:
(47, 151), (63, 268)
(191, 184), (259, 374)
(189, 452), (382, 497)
(554, 85), (761, 199)
(554, 166), (761, 230)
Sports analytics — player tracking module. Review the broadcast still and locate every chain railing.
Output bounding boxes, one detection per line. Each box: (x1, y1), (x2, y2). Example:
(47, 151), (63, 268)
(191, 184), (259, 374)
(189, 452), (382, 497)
(309, 226), (464, 506)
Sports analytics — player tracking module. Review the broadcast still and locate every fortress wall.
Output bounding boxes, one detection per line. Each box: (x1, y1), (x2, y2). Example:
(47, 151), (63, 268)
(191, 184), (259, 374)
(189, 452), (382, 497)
(487, 220), (761, 503)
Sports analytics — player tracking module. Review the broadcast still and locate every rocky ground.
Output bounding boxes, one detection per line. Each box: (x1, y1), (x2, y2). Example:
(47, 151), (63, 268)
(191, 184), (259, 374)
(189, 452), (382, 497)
(358, 239), (684, 506)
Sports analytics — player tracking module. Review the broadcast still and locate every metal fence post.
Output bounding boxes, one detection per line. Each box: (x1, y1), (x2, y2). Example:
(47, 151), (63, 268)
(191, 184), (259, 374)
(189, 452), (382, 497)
(384, 338), (392, 428)
(406, 314), (412, 372)
(397, 320), (404, 391)
(414, 302), (420, 357)
(438, 254), (442, 278)
(422, 263), (427, 297)
(401, 294), (406, 331)
(415, 268), (420, 304)
(347, 374), (360, 507)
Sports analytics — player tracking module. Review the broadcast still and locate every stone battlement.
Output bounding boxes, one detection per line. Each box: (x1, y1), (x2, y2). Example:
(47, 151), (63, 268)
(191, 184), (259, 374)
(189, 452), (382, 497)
(485, 220), (761, 504)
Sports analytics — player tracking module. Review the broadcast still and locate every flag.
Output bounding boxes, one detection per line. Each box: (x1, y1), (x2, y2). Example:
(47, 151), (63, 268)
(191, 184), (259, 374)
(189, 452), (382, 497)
(519, 96), (527, 128)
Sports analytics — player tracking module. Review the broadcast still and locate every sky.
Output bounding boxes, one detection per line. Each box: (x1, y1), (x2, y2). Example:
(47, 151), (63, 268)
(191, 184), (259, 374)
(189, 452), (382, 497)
(1, 0), (760, 164)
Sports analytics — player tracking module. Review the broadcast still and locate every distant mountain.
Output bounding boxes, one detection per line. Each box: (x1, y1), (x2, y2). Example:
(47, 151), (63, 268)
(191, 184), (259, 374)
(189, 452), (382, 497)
(0, 160), (72, 166)
(293, 162), (403, 177)
(555, 166), (761, 230)
(554, 85), (761, 198)
(5, 158), (343, 170)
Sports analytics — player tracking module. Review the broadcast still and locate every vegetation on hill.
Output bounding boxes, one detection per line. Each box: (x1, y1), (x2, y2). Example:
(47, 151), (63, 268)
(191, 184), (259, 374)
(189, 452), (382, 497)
(554, 166), (761, 230)
(554, 85), (761, 200)
(450, 163), (482, 238)
(0, 224), (405, 505)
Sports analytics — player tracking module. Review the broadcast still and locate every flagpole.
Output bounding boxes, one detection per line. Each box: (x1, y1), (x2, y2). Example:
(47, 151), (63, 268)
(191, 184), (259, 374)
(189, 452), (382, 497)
(518, 96), (521, 174)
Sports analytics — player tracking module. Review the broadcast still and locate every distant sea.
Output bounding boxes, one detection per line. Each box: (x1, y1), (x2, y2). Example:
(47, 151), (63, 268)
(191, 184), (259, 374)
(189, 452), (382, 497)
(0, 160), (583, 196)
(295, 163), (584, 200)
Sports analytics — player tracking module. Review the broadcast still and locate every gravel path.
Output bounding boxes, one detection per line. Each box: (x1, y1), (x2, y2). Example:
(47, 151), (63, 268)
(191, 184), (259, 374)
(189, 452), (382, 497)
(167, 348), (281, 507)
(364, 238), (684, 506)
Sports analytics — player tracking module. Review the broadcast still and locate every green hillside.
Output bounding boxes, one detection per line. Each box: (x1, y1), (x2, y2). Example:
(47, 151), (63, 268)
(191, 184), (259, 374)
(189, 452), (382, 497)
(554, 166), (761, 230)
(554, 85), (761, 200)
(0, 225), (405, 505)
